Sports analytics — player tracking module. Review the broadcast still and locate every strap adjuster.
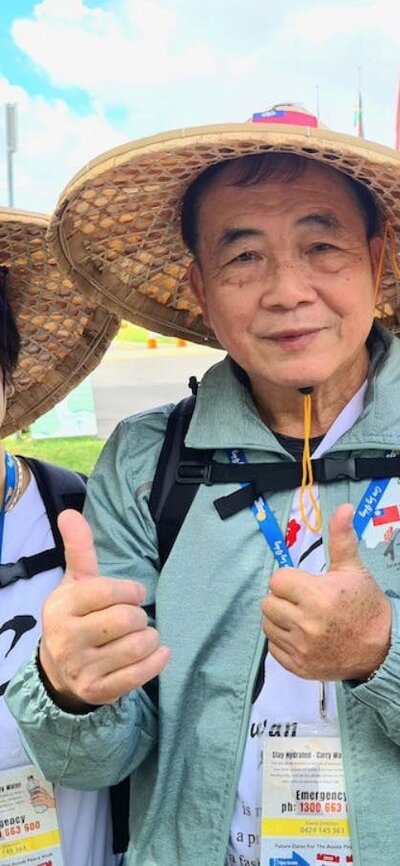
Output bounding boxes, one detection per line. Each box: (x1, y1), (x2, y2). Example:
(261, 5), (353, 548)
(0, 558), (29, 588)
(321, 457), (358, 482)
(176, 460), (213, 485)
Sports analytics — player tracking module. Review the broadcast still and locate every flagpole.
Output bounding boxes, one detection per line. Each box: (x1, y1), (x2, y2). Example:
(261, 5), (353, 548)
(355, 66), (364, 138)
(315, 84), (320, 120)
(395, 73), (400, 150)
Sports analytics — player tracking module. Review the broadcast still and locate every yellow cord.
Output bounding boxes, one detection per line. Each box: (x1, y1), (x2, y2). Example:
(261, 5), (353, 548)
(374, 218), (400, 299)
(298, 220), (400, 536)
(299, 393), (322, 533)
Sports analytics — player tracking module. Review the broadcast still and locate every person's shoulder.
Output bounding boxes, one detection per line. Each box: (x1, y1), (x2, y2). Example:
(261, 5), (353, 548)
(107, 403), (179, 458)
(89, 403), (179, 487)
(116, 402), (176, 435)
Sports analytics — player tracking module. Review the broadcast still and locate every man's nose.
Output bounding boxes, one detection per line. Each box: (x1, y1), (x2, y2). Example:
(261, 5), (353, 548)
(260, 260), (317, 309)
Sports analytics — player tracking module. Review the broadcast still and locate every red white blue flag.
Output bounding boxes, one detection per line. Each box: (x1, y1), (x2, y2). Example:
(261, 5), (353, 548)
(372, 505), (400, 526)
(252, 107), (318, 127)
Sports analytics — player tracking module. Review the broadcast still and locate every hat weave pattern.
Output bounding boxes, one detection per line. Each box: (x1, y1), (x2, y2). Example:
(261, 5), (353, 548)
(48, 124), (400, 346)
(1, 210), (120, 437)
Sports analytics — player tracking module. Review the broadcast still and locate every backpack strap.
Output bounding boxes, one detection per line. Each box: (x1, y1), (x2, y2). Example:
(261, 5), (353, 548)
(176, 453), (400, 519)
(110, 776), (130, 856)
(0, 458), (87, 588)
(148, 395), (212, 569)
(141, 395), (208, 718)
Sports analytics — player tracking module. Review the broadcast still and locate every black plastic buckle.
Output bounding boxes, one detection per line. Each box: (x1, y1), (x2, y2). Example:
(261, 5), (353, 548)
(322, 457), (358, 483)
(0, 558), (29, 588)
(176, 461), (213, 485)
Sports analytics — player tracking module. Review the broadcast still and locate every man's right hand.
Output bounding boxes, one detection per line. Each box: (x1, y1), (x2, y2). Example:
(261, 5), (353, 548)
(39, 509), (170, 711)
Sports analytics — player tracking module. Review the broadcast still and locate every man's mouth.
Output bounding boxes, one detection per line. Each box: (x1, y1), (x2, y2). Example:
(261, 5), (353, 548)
(267, 327), (322, 341)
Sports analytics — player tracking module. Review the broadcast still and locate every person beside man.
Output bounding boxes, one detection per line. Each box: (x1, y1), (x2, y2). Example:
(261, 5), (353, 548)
(0, 208), (122, 865)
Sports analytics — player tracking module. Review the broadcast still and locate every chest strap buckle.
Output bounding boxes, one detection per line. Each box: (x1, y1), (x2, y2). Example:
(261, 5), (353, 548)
(320, 456), (358, 482)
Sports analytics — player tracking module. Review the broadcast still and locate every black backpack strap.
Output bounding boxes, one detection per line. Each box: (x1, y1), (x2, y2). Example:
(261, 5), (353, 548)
(22, 457), (87, 551)
(0, 458), (87, 588)
(148, 395), (213, 568)
(110, 776), (130, 856)
(139, 396), (209, 722)
(175, 453), (400, 519)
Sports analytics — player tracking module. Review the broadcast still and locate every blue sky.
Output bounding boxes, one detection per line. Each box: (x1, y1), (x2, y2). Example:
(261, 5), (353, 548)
(0, 0), (398, 212)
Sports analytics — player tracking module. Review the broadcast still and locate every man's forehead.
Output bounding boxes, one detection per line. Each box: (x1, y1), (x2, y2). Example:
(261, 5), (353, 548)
(198, 158), (352, 223)
(211, 153), (342, 189)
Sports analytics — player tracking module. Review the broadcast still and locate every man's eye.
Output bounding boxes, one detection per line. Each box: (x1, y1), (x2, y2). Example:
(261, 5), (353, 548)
(310, 243), (337, 253)
(234, 250), (258, 263)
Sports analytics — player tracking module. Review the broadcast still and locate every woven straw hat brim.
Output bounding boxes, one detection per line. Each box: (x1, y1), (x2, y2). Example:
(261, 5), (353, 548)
(47, 122), (400, 349)
(2, 208), (120, 437)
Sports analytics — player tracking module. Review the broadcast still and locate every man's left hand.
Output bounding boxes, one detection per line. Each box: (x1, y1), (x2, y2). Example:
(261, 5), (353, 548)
(261, 502), (392, 681)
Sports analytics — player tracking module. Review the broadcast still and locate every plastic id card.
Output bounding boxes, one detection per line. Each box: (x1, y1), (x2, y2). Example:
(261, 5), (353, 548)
(0, 763), (64, 865)
(261, 734), (353, 866)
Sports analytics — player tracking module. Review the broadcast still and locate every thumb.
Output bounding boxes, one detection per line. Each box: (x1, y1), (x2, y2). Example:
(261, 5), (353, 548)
(58, 509), (99, 581)
(328, 502), (363, 572)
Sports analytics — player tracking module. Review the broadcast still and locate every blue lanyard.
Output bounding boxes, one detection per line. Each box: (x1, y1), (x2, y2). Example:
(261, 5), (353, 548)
(0, 452), (17, 561)
(227, 449), (390, 568)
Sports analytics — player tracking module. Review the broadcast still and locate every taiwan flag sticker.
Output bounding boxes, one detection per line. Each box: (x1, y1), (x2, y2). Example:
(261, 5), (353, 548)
(372, 505), (400, 526)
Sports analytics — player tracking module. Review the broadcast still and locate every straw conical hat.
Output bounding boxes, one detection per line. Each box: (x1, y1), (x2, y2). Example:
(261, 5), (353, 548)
(1, 208), (120, 437)
(47, 107), (400, 347)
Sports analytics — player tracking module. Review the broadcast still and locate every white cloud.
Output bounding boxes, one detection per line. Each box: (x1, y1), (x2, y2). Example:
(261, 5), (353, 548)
(2, 0), (398, 214)
(287, 0), (399, 45)
(12, 0), (216, 100)
(0, 78), (125, 212)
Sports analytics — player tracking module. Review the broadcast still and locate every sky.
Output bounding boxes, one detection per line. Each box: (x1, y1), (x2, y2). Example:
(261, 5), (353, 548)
(0, 0), (398, 213)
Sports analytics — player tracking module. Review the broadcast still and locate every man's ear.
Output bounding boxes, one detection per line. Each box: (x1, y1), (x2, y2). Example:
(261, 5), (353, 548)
(369, 235), (384, 303)
(188, 261), (211, 327)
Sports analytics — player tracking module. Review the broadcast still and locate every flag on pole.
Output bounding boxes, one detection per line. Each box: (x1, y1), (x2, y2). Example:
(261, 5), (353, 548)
(252, 106), (318, 127)
(395, 75), (400, 150)
(354, 88), (364, 138)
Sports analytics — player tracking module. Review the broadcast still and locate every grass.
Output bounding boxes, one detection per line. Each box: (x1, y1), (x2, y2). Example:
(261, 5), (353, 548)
(4, 322), (179, 476)
(5, 434), (105, 476)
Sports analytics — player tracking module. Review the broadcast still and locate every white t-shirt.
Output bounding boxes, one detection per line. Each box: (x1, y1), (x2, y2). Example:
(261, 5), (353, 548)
(0, 470), (117, 866)
(226, 383), (367, 866)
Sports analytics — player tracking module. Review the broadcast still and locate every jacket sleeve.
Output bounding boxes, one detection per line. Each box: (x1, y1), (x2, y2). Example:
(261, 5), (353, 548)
(343, 595), (400, 743)
(5, 655), (158, 789)
(6, 406), (173, 789)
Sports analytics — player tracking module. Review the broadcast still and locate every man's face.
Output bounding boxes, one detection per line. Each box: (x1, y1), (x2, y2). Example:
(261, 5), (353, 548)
(189, 160), (383, 394)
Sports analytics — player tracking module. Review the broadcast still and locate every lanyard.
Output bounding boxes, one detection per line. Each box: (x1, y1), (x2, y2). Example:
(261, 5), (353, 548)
(227, 449), (390, 567)
(0, 452), (17, 561)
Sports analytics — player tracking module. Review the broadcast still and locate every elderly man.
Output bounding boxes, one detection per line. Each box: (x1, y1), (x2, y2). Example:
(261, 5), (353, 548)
(6, 105), (400, 865)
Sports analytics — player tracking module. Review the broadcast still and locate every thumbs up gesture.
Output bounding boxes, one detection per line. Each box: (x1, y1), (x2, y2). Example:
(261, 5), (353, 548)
(261, 503), (392, 681)
(39, 510), (170, 711)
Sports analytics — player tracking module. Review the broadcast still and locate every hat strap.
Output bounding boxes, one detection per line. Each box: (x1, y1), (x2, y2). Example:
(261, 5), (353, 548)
(374, 219), (400, 298)
(299, 392), (322, 534)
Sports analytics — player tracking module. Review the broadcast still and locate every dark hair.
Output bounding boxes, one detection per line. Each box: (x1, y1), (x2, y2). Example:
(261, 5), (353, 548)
(0, 267), (21, 388)
(181, 152), (380, 257)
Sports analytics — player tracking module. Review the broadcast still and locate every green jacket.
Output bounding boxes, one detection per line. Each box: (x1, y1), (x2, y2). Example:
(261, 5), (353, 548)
(7, 322), (400, 865)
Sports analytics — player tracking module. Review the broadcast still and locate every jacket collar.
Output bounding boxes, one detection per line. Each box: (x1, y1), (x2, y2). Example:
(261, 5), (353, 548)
(186, 321), (399, 453)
